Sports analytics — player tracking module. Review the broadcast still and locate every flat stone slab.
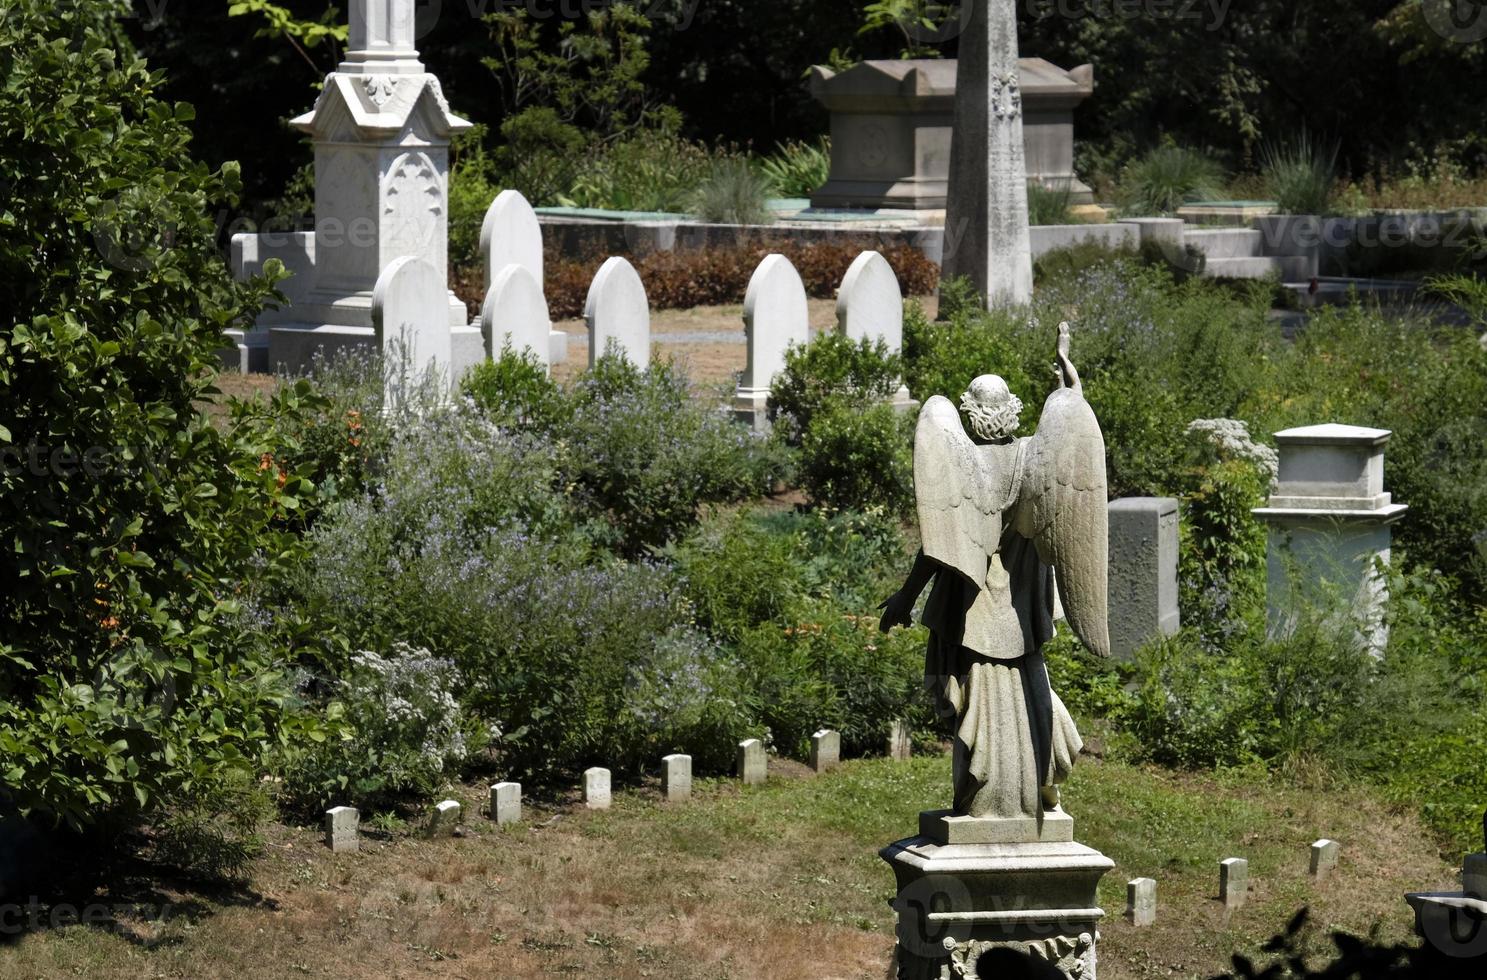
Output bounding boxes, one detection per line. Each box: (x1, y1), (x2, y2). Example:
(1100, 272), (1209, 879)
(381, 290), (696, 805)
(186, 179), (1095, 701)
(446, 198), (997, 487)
(920, 808), (1074, 845)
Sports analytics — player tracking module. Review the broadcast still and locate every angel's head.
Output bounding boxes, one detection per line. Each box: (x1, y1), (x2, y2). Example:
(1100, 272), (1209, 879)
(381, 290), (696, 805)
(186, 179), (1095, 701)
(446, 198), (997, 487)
(960, 375), (1023, 442)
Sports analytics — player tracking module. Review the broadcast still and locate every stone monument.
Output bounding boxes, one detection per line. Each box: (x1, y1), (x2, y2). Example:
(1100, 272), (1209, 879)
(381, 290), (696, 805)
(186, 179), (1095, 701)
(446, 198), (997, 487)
(1405, 809), (1487, 964)
(809, 58), (1095, 211)
(940, 0), (1036, 307)
(1252, 424), (1408, 657)
(878, 323), (1114, 979)
(230, 0), (473, 376)
(1106, 497), (1180, 661)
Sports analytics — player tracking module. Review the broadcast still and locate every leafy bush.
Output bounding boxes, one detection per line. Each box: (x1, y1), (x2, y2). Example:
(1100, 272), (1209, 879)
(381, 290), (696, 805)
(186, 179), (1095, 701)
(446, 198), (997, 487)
(1117, 144), (1225, 215)
(769, 332), (904, 441)
(692, 157), (775, 225)
(557, 127), (717, 213)
(561, 353), (790, 554)
(798, 398), (915, 516)
(760, 137), (832, 198)
(460, 347), (570, 432)
(282, 644), (492, 814)
(152, 771), (275, 882)
(523, 240), (940, 320)
(448, 125), (502, 270)
(0, 0), (321, 829)
(1262, 131), (1338, 215)
(903, 300), (1036, 415)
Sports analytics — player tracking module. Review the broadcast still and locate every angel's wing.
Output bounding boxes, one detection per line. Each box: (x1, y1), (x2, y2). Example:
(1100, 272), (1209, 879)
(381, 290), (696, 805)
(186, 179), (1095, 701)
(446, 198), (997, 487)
(1017, 386), (1111, 658)
(914, 396), (1002, 588)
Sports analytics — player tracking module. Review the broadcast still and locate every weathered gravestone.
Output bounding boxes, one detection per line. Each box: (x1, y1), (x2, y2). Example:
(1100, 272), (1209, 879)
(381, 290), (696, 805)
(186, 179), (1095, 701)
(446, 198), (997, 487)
(736, 254), (810, 426)
(662, 754), (692, 802)
(940, 0), (1034, 307)
(838, 251), (911, 406)
(324, 806), (359, 854)
(372, 255), (453, 410)
(583, 767), (611, 810)
(879, 323), (1113, 978)
(1310, 839), (1339, 880)
(490, 782), (522, 826)
(1107, 497), (1180, 660)
(887, 720), (911, 762)
(1126, 877), (1156, 927)
(428, 799), (462, 837)
(736, 739), (766, 786)
(1220, 858), (1249, 909)
(481, 264), (551, 370)
(809, 729), (841, 773)
(584, 257), (651, 368)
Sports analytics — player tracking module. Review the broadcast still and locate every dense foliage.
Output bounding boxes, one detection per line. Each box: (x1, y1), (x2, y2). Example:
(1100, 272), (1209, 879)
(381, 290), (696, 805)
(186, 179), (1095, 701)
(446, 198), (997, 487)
(0, 1), (319, 829)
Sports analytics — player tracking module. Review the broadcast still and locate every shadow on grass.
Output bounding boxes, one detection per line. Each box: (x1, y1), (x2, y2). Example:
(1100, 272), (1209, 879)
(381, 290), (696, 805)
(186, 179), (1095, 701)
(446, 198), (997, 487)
(1211, 908), (1483, 980)
(0, 817), (275, 949)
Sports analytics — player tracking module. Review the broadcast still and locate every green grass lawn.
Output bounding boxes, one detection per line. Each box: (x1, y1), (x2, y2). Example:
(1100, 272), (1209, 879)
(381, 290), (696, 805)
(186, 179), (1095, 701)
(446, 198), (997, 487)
(0, 753), (1461, 979)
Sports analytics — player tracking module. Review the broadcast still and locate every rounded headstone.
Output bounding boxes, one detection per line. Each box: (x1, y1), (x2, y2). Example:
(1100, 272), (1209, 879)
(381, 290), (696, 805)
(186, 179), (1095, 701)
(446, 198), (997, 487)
(740, 254), (810, 396)
(482, 263), (551, 367)
(584, 256), (651, 367)
(480, 189), (544, 292)
(837, 250), (903, 354)
(372, 255), (453, 403)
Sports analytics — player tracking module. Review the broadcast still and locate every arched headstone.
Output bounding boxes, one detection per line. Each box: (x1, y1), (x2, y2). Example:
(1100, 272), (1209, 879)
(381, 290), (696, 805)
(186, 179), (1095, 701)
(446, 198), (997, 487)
(837, 249), (904, 354)
(739, 253), (810, 403)
(480, 189), (544, 293)
(372, 255), (452, 409)
(481, 264), (551, 370)
(584, 256), (651, 367)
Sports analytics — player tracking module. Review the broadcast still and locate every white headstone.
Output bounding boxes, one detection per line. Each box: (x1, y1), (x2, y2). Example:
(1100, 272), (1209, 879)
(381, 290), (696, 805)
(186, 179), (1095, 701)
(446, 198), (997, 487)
(490, 782), (522, 826)
(583, 767), (612, 810)
(888, 719), (912, 761)
(662, 754), (692, 803)
(429, 798), (461, 836)
(481, 190), (545, 293)
(809, 729), (841, 773)
(837, 250), (904, 355)
(738, 254), (810, 403)
(941, 0), (1034, 306)
(1310, 839), (1340, 880)
(1126, 877), (1156, 927)
(1220, 857), (1249, 909)
(324, 806), (359, 854)
(736, 739), (766, 786)
(372, 255), (452, 407)
(584, 257), (651, 367)
(482, 264), (551, 369)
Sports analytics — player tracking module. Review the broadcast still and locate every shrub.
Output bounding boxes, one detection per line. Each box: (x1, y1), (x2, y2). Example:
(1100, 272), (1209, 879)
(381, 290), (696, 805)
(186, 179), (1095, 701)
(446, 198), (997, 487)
(561, 352), (791, 554)
(558, 128), (716, 213)
(692, 157), (775, 225)
(1117, 144), (1225, 215)
(1262, 131), (1338, 215)
(460, 347), (570, 433)
(281, 643), (492, 814)
(448, 124), (502, 270)
(903, 300), (1036, 415)
(1027, 179), (1074, 225)
(0, 1), (321, 829)
(760, 138), (832, 198)
(769, 331), (903, 442)
(798, 397), (915, 515)
(152, 771), (275, 882)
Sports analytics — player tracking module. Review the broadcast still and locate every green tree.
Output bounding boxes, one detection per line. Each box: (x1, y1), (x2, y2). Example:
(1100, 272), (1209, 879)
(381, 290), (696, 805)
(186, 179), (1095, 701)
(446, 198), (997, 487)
(1, 0), (320, 828)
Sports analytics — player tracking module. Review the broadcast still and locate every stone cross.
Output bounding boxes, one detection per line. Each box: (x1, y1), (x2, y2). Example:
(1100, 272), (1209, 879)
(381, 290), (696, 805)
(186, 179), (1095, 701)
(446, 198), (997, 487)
(662, 754), (692, 802)
(941, 0), (1034, 306)
(343, 0), (423, 74)
(1126, 877), (1156, 927)
(1220, 857), (1249, 909)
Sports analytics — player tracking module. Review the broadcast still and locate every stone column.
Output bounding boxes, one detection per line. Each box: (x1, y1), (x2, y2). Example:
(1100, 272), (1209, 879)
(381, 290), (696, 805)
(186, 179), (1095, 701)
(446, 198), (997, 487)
(1253, 424), (1408, 657)
(941, 0), (1034, 307)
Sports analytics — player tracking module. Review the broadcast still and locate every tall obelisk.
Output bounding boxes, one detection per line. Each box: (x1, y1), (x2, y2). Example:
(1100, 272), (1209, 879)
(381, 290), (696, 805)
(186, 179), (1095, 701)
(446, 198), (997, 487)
(941, 0), (1034, 307)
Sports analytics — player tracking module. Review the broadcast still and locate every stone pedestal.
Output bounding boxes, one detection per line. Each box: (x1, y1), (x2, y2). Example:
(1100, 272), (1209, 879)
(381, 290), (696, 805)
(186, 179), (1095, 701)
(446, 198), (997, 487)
(883, 812), (1113, 979)
(1106, 497), (1180, 661)
(229, 0), (472, 377)
(1253, 424), (1408, 657)
(809, 58), (1094, 211)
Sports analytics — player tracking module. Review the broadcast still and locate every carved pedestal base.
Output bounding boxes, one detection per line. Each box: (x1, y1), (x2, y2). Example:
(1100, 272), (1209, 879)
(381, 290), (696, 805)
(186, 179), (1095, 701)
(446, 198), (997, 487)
(883, 814), (1113, 980)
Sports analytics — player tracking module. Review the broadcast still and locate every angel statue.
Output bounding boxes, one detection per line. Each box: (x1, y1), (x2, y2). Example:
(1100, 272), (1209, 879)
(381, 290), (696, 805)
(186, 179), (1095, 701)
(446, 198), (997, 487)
(879, 323), (1109, 823)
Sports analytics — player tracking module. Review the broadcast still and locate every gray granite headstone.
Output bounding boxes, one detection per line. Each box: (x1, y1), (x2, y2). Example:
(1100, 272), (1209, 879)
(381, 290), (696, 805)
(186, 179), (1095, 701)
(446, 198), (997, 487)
(1107, 497), (1180, 660)
(324, 805), (359, 854)
(809, 729), (841, 773)
(736, 739), (766, 785)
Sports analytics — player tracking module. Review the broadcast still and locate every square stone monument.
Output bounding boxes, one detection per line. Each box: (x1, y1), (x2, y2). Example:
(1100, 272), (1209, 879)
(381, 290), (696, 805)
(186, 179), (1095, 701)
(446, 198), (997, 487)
(1107, 497), (1180, 661)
